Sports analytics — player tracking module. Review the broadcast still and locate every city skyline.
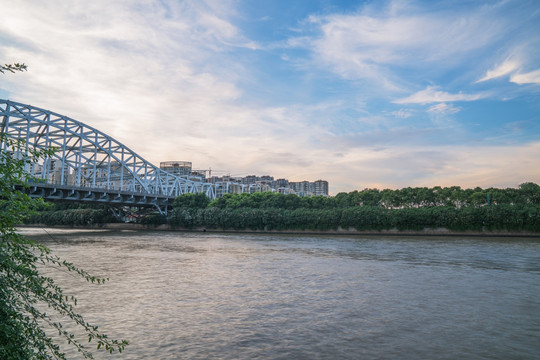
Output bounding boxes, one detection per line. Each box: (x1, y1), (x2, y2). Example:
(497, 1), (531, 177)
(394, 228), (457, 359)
(159, 161), (329, 196)
(1, 0), (539, 194)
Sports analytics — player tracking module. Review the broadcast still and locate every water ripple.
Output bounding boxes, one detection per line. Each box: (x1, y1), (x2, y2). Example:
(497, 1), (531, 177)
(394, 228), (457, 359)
(25, 230), (540, 360)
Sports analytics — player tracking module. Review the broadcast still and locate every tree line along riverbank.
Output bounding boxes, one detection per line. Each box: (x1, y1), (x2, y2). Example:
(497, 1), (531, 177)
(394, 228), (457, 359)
(25, 183), (540, 233)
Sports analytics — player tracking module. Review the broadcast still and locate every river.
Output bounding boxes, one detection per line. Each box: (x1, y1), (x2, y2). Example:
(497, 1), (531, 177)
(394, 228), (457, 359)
(21, 228), (540, 360)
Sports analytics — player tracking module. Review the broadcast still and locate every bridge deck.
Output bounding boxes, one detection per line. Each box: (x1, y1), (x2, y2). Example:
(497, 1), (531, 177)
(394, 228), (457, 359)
(18, 182), (175, 212)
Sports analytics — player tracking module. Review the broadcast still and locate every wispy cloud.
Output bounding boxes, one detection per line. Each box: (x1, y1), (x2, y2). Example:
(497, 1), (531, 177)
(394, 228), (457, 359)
(510, 69), (540, 85)
(394, 86), (486, 104)
(1, 0), (539, 193)
(391, 109), (413, 119)
(477, 59), (521, 83)
(478, 58), (540, 85)
(427, 103), (461, 115)
(302, 2), (508, 91)
(0, 1), (251, 149)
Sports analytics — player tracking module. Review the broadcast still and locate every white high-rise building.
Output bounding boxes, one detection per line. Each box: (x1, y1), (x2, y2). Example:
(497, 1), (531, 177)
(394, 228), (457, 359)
(313, 180), (329, 196)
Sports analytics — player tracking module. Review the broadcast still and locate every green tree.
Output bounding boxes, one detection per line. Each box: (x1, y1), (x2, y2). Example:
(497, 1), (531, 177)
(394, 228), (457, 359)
(518, 182), (540, 204)
(173, 192), (210, 209)
(0, 134), (128, 359)
(357, 188), (381, 207)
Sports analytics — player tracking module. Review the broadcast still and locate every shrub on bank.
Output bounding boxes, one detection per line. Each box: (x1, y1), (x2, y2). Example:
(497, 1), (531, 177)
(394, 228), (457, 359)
(168, 204), (540, 233)
(24, 208), (118, 226)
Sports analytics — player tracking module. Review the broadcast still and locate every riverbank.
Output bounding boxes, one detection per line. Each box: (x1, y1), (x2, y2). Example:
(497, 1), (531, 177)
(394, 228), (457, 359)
(19, 223), (540, 238)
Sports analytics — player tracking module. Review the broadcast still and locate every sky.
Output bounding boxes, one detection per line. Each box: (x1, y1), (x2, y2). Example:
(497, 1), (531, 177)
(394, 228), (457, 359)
(1, 0), (540, 194)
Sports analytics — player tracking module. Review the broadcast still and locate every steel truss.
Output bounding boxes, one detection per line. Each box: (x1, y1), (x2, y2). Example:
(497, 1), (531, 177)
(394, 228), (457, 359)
(1, 99), (215, 211)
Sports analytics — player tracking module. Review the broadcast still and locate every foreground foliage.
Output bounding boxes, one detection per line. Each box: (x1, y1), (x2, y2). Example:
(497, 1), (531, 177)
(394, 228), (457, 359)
(0, 63), (27, 74)
(0, 135), (128, 359)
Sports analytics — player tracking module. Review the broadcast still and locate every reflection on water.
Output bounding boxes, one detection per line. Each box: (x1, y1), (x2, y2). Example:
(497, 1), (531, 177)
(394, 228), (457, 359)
(21, 228), (540, 360)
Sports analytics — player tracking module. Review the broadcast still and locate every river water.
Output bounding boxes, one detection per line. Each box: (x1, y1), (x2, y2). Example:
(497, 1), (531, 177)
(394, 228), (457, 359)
(22, 228), (540, 360)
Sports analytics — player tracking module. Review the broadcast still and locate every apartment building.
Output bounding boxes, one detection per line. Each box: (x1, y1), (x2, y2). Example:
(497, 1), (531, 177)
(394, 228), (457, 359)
(159, 160), (329, 197)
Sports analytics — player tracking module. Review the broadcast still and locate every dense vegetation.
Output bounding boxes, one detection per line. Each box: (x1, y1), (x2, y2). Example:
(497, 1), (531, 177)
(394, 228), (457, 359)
(209, 183), (540, 209)
(24, 203), (118, 226)
(22, 183), (540, 233)
(167, 184), (540, 232)
(1, 134), (127, 359)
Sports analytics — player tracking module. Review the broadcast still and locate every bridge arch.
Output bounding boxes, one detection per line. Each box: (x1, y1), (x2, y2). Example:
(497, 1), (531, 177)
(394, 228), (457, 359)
(1, 99), (215, 206)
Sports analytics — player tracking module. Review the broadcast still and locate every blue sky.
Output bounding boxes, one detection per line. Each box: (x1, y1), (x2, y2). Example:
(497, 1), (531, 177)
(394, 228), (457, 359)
(1, 0), (539, 193)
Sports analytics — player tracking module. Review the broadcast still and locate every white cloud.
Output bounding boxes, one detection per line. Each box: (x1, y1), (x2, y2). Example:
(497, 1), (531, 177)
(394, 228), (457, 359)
(0, 0), (334, 184)
(1, 0), (539, 195)
(477, 57), (540, 85)
(427, 103), (461, 115)
(0, 3), (247, 131)
(510, 69), (540, 85)
(477, 59), (521, 82)
(304, 2), (506, 90)
(394, 86), (486, 104)
(391, 109), (413, 119)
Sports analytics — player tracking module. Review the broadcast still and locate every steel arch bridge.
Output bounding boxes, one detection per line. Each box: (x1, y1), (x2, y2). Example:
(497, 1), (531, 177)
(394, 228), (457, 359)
(1, 99), (215, 213)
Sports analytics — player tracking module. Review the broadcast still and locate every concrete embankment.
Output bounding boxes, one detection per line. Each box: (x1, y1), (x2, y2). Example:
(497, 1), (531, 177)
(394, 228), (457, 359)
(20, 223), (540, 238)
